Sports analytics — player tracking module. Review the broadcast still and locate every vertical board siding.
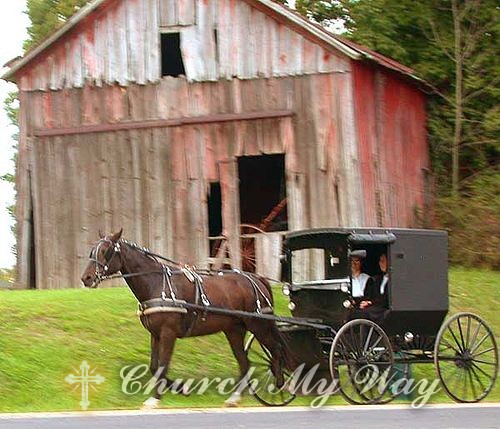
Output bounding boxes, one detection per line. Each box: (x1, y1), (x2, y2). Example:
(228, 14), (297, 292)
(353, 62), (429, 228)
(20, 69), (427, 288)
(15, 0), (350, 91)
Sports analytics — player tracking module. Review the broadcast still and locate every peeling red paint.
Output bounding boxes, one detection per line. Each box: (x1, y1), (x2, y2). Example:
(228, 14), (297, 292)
(353, 61), (429, 227)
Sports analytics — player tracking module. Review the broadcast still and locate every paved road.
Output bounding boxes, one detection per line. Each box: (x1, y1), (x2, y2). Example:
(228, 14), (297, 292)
(0, 404), (498, 429)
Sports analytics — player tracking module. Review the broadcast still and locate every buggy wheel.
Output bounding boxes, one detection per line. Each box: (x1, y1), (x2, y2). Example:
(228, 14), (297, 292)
(245, 334), (296, 407)
(435, 312), (498, 403)
(329, 319), (396, 405)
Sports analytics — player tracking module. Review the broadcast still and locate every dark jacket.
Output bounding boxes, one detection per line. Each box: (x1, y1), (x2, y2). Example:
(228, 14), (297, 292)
(365, 273), (390, 308)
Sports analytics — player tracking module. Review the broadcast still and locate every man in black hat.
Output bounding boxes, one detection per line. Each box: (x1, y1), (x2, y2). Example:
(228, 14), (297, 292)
(350, 253), (390, 323)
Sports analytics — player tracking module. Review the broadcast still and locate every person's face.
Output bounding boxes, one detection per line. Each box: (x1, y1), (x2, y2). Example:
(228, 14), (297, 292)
(379, 254), (388, 273)
(351, 257), (361, 273)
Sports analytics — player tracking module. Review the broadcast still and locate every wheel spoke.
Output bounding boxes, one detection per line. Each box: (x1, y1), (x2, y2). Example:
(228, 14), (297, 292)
(469, 365), (487, 392)
(364, 326), (374, 353)
(447, 325), (464, 353)
(472, 358), (496, 365)
(250, 348), (272, 363)
(471, 362), (493, 379)
(368, 335), (383, 354)
(472, 346), (495, 358)
(470, 332), (489, 355)
(469, 321), (482, 351)
(350, 326), (361, 358)
(457, 317), (466, 352)
(465, 316), (471, 348)
(440, 338), (462, 355)
(467, 368), (477, 400)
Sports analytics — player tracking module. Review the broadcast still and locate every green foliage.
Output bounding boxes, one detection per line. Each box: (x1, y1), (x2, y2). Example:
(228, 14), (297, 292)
(437, 172), (500, 269)
(24, 0), (90, 50)
(2, 91), (19, 263)
(0, 268), (14, 284)
(294, 0), (499, 192)
(294, 0), (499, 268)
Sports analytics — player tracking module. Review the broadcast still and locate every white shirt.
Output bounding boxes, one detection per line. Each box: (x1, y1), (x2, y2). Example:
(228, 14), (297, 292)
(351, 273), (370, 298)
(380, 274), (389, 295)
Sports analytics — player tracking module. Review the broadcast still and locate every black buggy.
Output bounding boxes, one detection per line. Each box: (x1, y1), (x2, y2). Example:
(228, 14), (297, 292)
(245, 228), (498, 406)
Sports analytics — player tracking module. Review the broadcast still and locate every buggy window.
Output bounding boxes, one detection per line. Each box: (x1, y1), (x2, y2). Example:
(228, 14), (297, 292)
(291, 245), (349, 284)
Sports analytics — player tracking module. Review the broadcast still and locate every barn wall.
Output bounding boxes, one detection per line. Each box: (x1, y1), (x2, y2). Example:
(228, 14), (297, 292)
(352, 62), (429, 227)
(16, 0), (350, 91)
(20, 72), (363, 289)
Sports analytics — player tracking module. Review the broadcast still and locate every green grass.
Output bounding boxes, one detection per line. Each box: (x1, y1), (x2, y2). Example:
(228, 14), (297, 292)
(0, 267), (498, 412)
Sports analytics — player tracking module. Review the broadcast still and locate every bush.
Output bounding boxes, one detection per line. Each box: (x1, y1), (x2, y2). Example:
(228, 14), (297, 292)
(436, 173), (500, 269)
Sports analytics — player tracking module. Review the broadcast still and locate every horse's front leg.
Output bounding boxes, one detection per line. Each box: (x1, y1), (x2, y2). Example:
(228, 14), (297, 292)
(149, 334), (159, 376)
(142, 329), (177, 409)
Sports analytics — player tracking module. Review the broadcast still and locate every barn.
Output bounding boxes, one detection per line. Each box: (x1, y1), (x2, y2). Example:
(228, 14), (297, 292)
(3, 0), (432, 289)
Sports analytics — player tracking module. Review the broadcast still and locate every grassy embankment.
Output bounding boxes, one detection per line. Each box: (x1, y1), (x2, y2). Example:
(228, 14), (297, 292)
(0, 267), (498, 412)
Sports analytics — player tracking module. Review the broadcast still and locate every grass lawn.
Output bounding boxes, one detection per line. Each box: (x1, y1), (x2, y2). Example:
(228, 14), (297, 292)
(0, 267), (498, 412)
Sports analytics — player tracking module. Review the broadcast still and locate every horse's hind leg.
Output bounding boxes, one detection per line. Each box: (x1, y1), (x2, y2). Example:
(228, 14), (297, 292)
(251, 323), (286, 389)
(142, 329), (177, 409)
(223, 324), (250, 407)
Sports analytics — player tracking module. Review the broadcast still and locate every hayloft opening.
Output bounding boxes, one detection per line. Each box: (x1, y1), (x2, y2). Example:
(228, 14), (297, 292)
(161, 33), (186, 77)
(238, 154), (288, 232)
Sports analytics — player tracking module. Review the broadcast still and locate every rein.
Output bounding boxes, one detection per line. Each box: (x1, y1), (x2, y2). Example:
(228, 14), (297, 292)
(88, 238), (274, 319)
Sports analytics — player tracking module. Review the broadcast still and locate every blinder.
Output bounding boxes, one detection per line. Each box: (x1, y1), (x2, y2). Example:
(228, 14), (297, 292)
(88, 238), (121, 284)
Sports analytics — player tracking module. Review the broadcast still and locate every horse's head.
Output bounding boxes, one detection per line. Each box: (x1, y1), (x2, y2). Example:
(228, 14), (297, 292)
(81, 229), (123, 288)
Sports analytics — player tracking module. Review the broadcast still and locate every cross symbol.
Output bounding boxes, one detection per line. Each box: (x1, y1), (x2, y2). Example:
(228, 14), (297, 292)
(65, 361), (105, 410)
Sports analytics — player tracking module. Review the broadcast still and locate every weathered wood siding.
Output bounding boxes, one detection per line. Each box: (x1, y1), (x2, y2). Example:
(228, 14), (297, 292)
(22, 73), (362, 288)
(352, 62), (429, 227)
(17, 0), (349, 91)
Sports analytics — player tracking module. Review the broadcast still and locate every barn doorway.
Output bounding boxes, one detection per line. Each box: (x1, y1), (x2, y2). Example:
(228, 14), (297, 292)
(238, 154), (288, 231)
(237, 154), (288, 272)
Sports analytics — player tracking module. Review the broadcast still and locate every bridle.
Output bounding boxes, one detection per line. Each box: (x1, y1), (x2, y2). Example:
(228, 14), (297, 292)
(88, 238), (122, 286)
(87, 238), (180, 288)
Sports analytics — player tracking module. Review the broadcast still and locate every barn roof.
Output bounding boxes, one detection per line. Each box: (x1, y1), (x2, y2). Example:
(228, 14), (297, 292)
(2, 0), (424, 86)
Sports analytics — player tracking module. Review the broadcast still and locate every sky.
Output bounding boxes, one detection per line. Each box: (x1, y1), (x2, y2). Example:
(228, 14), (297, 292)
(0, 1), (29, 268)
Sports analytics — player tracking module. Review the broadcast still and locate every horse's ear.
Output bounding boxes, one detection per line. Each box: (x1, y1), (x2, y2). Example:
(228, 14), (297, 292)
(111, 228), (123, 242)
(98, 230), (105, 239)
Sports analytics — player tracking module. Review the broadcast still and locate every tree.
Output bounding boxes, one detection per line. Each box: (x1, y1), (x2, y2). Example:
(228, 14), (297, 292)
(24, 0), (91, 50)
(2, 0), (92, 265)
(294, 0), (499, 197)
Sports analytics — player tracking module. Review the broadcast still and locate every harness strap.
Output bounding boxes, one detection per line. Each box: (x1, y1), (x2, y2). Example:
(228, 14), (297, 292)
(233, 269), (273, 313)
(138, 298), (188, 317)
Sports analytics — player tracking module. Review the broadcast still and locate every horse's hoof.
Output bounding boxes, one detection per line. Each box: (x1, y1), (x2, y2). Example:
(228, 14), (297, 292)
(224, 392), (241, 407)
(142, 397), (160, 410)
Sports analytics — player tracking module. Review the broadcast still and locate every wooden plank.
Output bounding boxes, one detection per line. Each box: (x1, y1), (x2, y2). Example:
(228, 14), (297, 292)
(128, 129), (143, 244)
(160, 0), (177, 26)
(116, 0), (129, 86)
(178, 0), (196, 25)
(219, 159), (241, 269)
(255, 232), (281, 280)
(150, 127), (166, 252)
(145, 0), (160, 82)
(162, 127), (175, 256)
(335, 71), (364, 226)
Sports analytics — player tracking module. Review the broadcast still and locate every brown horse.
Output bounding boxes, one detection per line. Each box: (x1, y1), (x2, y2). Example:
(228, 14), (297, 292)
(81, 229), (288, 408)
